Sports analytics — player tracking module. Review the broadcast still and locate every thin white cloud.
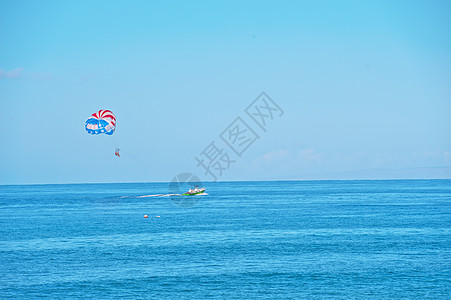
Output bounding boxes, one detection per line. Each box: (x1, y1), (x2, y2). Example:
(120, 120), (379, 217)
(254, 150), (290, 164)
(0, 67), (55, 81)
(0, 67), (24, 79)
(297, 148), (324, 162)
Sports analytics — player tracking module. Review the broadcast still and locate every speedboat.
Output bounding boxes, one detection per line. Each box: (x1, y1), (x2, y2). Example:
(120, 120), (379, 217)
(182, 187), (206, 196)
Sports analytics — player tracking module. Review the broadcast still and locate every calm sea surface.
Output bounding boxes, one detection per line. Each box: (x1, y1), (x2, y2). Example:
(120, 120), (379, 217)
(0, 180), (450, 299)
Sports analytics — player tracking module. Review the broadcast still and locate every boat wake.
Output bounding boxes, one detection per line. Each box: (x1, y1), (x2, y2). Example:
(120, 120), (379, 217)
(138, 194), (181, 198)
(137, 192), (208, 198)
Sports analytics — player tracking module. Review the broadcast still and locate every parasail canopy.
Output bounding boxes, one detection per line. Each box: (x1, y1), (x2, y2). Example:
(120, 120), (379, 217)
(85, 109), (116, 135)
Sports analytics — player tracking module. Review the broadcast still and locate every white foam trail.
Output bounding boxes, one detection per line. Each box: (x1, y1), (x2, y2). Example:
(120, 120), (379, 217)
(138, 193), (181, 198)
(137, 192), (208, 198)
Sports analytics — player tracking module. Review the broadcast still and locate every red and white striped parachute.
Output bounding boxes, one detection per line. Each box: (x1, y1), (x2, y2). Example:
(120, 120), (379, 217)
(85, 110), (116, 135)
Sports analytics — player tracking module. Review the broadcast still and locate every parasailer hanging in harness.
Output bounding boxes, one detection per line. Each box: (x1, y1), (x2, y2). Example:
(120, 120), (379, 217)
(85, 109), (119, 157)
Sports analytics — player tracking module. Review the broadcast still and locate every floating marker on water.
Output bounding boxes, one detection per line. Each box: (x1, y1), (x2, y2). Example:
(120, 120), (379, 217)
(144, 215), (148, 218)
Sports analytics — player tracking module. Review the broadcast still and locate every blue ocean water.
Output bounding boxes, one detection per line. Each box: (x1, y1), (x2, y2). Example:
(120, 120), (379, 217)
(0, 180), (450, 299)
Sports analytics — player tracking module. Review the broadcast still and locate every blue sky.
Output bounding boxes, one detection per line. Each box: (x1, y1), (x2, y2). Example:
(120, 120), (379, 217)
(1, 0), (450, 184)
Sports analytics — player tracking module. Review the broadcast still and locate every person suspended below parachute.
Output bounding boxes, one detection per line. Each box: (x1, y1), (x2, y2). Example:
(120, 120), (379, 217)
(85, 109), (119, 157)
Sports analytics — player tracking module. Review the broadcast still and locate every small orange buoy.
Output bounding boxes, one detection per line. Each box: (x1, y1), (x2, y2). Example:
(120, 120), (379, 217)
(156, 216), (160, 218)
(144, 215), (148, 218)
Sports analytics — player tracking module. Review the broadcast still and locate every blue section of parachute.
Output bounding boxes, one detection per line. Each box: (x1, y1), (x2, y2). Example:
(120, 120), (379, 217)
(85, 118), (114, 135)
